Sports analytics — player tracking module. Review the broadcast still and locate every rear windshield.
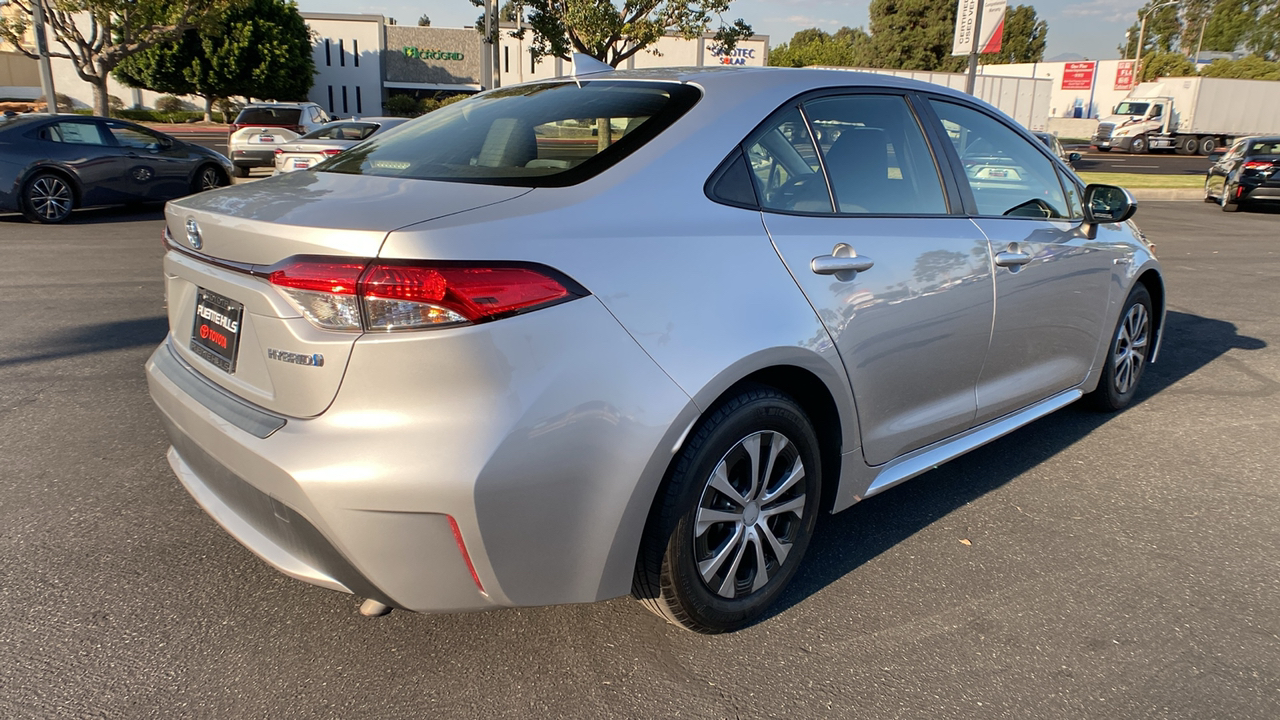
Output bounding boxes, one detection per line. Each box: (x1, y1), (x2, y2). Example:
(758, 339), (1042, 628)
(235, 107), (302, 125)
(1247, 140), (1280, 155)
(319, 81), (701, 187)
(302, 122), (379, 141)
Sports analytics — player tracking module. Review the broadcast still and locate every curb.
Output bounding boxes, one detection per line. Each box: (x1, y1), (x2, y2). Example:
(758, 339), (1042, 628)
(147, 124), (229, 135)
(1127, 188), (1204, 201)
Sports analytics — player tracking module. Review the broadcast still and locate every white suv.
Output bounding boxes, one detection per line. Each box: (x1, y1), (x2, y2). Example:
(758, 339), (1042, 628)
(228, 103), (331, 177)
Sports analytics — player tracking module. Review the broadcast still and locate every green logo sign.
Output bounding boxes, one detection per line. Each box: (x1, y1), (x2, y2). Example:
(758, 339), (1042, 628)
(403, 47), (465, 61)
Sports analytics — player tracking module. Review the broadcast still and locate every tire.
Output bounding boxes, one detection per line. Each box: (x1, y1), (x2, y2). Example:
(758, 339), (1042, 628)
(1198, 136), (1218, 155)
(633, 386), (823, 633)
(1203, 176), (1216, 203)
(1089, 284), (1153, 412)
(21, 172), (75, 223)
(1129, 135), (1148, 154)
(1176, 136), (1197, 155)
(1221, 185), (1240, 212)
(1097, 146), (1111, 153)
(192, 165), (227, 193)
(232, 164), (250, 179)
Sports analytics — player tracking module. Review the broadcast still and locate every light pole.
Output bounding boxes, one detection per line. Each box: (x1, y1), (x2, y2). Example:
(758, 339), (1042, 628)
(1135, 0), (1179, 71)
(30, 0), (58, 113)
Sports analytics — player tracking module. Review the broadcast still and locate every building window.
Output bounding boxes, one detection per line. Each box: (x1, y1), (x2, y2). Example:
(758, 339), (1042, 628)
(325, 39), (331, 66)
(356, 86), (362, 114)
(342, 86), (348, 114)
(353, 39), (359, 67)
(504, 46), (509, 74)
(339, 39), (345, 67)
(327, 85), (334, 113)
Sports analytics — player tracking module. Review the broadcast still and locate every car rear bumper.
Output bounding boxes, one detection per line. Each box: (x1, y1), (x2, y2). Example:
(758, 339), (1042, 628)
(1241, 183), (1280, 201)
(231, 148), (277, 168)
(146, 296), (693, 612)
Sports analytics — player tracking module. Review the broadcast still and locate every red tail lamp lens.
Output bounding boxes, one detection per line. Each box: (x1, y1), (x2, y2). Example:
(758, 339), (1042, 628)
(268, 260), (367, 295)
(360, 265), (572, 323)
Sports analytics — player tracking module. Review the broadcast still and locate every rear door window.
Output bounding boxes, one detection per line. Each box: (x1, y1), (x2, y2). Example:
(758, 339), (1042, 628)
(745, 107), (831, 213)
(319, 81), (700, 187)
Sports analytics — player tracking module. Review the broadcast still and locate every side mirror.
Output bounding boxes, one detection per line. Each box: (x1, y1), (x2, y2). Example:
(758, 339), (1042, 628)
(1207, 152), (1223, 163)
(1068, 152), (1082, 162)
(1082, 184), (1137, 238)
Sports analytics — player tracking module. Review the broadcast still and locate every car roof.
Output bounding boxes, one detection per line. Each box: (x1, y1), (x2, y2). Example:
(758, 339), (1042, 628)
(243, 102), (317, 108)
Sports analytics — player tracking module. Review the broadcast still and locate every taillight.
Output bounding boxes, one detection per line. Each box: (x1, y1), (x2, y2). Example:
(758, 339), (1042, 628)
(268, 259), (367, 331)
(274, 148), (283, 156)
(321, 148), (343, 157)
(1243, 160), (1273, 169)
(266, 258), (582, 332)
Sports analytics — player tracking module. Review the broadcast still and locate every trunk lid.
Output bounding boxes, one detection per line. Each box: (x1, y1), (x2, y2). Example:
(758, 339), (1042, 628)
(162, 172), (530, 417)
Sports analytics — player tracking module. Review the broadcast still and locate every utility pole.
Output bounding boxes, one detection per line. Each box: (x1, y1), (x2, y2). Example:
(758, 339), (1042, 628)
(30, 0), (59, 113)
(482, 0), (493, 89)
(964, 0), (986, 95)
(1135, 0), (1178, 75)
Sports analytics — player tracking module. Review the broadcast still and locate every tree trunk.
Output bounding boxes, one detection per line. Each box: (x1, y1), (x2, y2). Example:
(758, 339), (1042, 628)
(92, 71), (110, 117)
(203, 96), (214, 123)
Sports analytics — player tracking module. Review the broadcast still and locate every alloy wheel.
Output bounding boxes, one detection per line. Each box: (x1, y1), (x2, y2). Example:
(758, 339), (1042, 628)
(199, 167), (222, 191)
(693, 430), (806, 599)
(29, 176), (72, 221)
(1112, 303), (1149, 395)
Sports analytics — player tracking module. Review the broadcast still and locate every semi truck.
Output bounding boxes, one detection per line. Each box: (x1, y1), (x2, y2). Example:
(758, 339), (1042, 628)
(1093, 76), (1280, 154)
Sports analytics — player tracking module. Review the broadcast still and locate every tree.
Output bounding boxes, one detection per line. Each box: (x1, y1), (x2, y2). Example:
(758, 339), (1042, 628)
(114, 0), (314, 121)
(860, 0), (968, 72)
(984, 5), (1047, 64)
(1138, 50), (1197, 80)
(490, 0), (753, 68)
(1199, 0), (1255, 54)
(0, 0), (232, 116)
(768, 27), (867, 68)
(417, 14), (431, 27)
(1118, 2), (1182, 58)
(1199, 54), (1280, 79)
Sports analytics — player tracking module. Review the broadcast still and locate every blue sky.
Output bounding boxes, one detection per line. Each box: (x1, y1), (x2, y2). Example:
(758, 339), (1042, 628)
(298, 0), (1146, 61)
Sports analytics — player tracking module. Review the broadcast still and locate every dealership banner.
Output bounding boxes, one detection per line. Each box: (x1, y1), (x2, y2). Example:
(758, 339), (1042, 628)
(1061, 61), (1096, 90)
(952, 0), (1007, 56)
(1114, 60), (1136, 90)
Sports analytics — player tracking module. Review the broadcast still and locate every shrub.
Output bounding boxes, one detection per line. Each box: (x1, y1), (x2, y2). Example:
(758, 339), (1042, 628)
(35, 93), (77, 111)
(384, 93), (425, 117)
(108, 95), (125, 113)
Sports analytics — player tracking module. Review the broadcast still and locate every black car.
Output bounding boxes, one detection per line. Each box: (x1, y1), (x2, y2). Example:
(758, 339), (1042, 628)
(1033, 131), (1081, 168)
(0, 114), (234, 223)
(1204, 136), (1280, 212)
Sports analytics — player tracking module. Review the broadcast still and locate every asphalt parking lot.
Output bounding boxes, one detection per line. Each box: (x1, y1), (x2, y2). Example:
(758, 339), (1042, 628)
(1, 201), (1277, 719)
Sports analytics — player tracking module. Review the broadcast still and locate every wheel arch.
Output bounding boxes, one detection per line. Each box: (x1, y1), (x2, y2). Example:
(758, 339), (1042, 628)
(1136, 267), (1166, 363)
(23, 164), (81, 207)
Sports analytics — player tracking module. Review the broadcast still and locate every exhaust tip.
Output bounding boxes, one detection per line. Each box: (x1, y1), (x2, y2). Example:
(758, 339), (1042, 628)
(359, 599), (392, 617)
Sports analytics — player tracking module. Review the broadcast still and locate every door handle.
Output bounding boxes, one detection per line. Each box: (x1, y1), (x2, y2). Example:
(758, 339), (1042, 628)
(811, 243), (873, 281)
(993, 242), (1033, 269)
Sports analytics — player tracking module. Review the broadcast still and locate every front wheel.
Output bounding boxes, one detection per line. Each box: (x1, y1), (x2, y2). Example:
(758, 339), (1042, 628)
(1089, 284), (1153, 412)
(21, 172), (74, 223)
(192, 165), (227, 193)
(1129, 135), (1148, 154)
(634, 387), (823, 633)
(232, 164), (250, 179)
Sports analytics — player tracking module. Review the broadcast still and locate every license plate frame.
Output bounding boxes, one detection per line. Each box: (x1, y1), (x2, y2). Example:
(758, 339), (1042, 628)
(190, 287), (244, 374)
(291, 159), (311, 169)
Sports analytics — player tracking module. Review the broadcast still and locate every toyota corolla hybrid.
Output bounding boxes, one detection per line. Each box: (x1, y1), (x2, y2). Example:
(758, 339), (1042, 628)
(148, 65), (1164, 633)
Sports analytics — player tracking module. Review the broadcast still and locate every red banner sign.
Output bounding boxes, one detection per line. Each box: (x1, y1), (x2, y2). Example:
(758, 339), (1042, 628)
(1115, 60), (1136, 90)
(1061, 61), (1096, 90)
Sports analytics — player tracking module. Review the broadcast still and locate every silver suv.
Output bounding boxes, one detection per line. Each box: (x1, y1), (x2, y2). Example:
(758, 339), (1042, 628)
(228, 103), (330, 177)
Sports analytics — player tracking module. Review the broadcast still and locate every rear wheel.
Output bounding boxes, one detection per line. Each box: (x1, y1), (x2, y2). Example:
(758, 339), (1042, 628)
(1198, 136), (1219, 155)
(634, 387), (822, 633)
(1089, 284), (1153, 412)
(1203, 176), (1216, 203)
(1176, 136), (1198, 155)
(1221, 185), (1240, 212)
(21, 172), (74, 223)
(232, 164), (250, 179)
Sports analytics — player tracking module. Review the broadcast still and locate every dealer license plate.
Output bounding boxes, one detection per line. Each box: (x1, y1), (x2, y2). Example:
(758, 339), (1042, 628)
(291, 159), (311, 169)
(190, 287), (243, 374)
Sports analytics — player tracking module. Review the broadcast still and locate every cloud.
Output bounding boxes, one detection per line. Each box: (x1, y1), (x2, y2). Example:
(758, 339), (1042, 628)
(1060, 0), (1142, 23)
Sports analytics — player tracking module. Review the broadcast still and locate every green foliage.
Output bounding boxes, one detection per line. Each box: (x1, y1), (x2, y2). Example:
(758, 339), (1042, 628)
(1118, 0), (1280, 60)
(36, 93), (78, 111)
(1139, 51), (1197, 81)
(154, 95), (187, 113)
(417, 14), (431, 26)
(768, 27), (867, 67)
(984, 5), (1047, 65)
(109, 95), (126, 112)
(114, 0), (316, 115)
(1199, 54), (1280, 79)
(383, 94), (425, 117)
(494, 0), (753, 67)
(859, 0), (967, 72)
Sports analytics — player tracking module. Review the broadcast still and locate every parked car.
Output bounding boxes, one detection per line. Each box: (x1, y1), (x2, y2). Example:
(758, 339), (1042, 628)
(272, 117), (409, 173)
(1203, 135), (1280, 212)
(0, 114), (233, 223)
(149, 67), (1164, 634)
(228, 102), (331, 178)
(1033, 131), (1081, 167)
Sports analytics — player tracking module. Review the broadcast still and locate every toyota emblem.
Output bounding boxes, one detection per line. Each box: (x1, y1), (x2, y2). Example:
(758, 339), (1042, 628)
(185, 217), (202, 250)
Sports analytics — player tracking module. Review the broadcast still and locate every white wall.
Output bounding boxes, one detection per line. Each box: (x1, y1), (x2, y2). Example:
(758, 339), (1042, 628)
(306, 14), (384, 117)
(977, 60), (1140, 120)
(495, 32), (770, 86)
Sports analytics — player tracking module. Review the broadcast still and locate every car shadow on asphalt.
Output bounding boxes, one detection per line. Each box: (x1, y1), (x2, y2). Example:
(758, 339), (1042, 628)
(0, 204), (166, 224)
(764, 310), (1269, 623)
(0, 316), (168, 368)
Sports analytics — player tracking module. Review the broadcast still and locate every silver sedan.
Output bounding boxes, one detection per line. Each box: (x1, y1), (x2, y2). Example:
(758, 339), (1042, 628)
(272, 117), (409, 173)
(149, 66), (1164, 633)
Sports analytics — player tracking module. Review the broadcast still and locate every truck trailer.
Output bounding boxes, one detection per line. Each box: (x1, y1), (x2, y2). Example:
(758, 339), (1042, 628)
(1092, 76), (1280, 155)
